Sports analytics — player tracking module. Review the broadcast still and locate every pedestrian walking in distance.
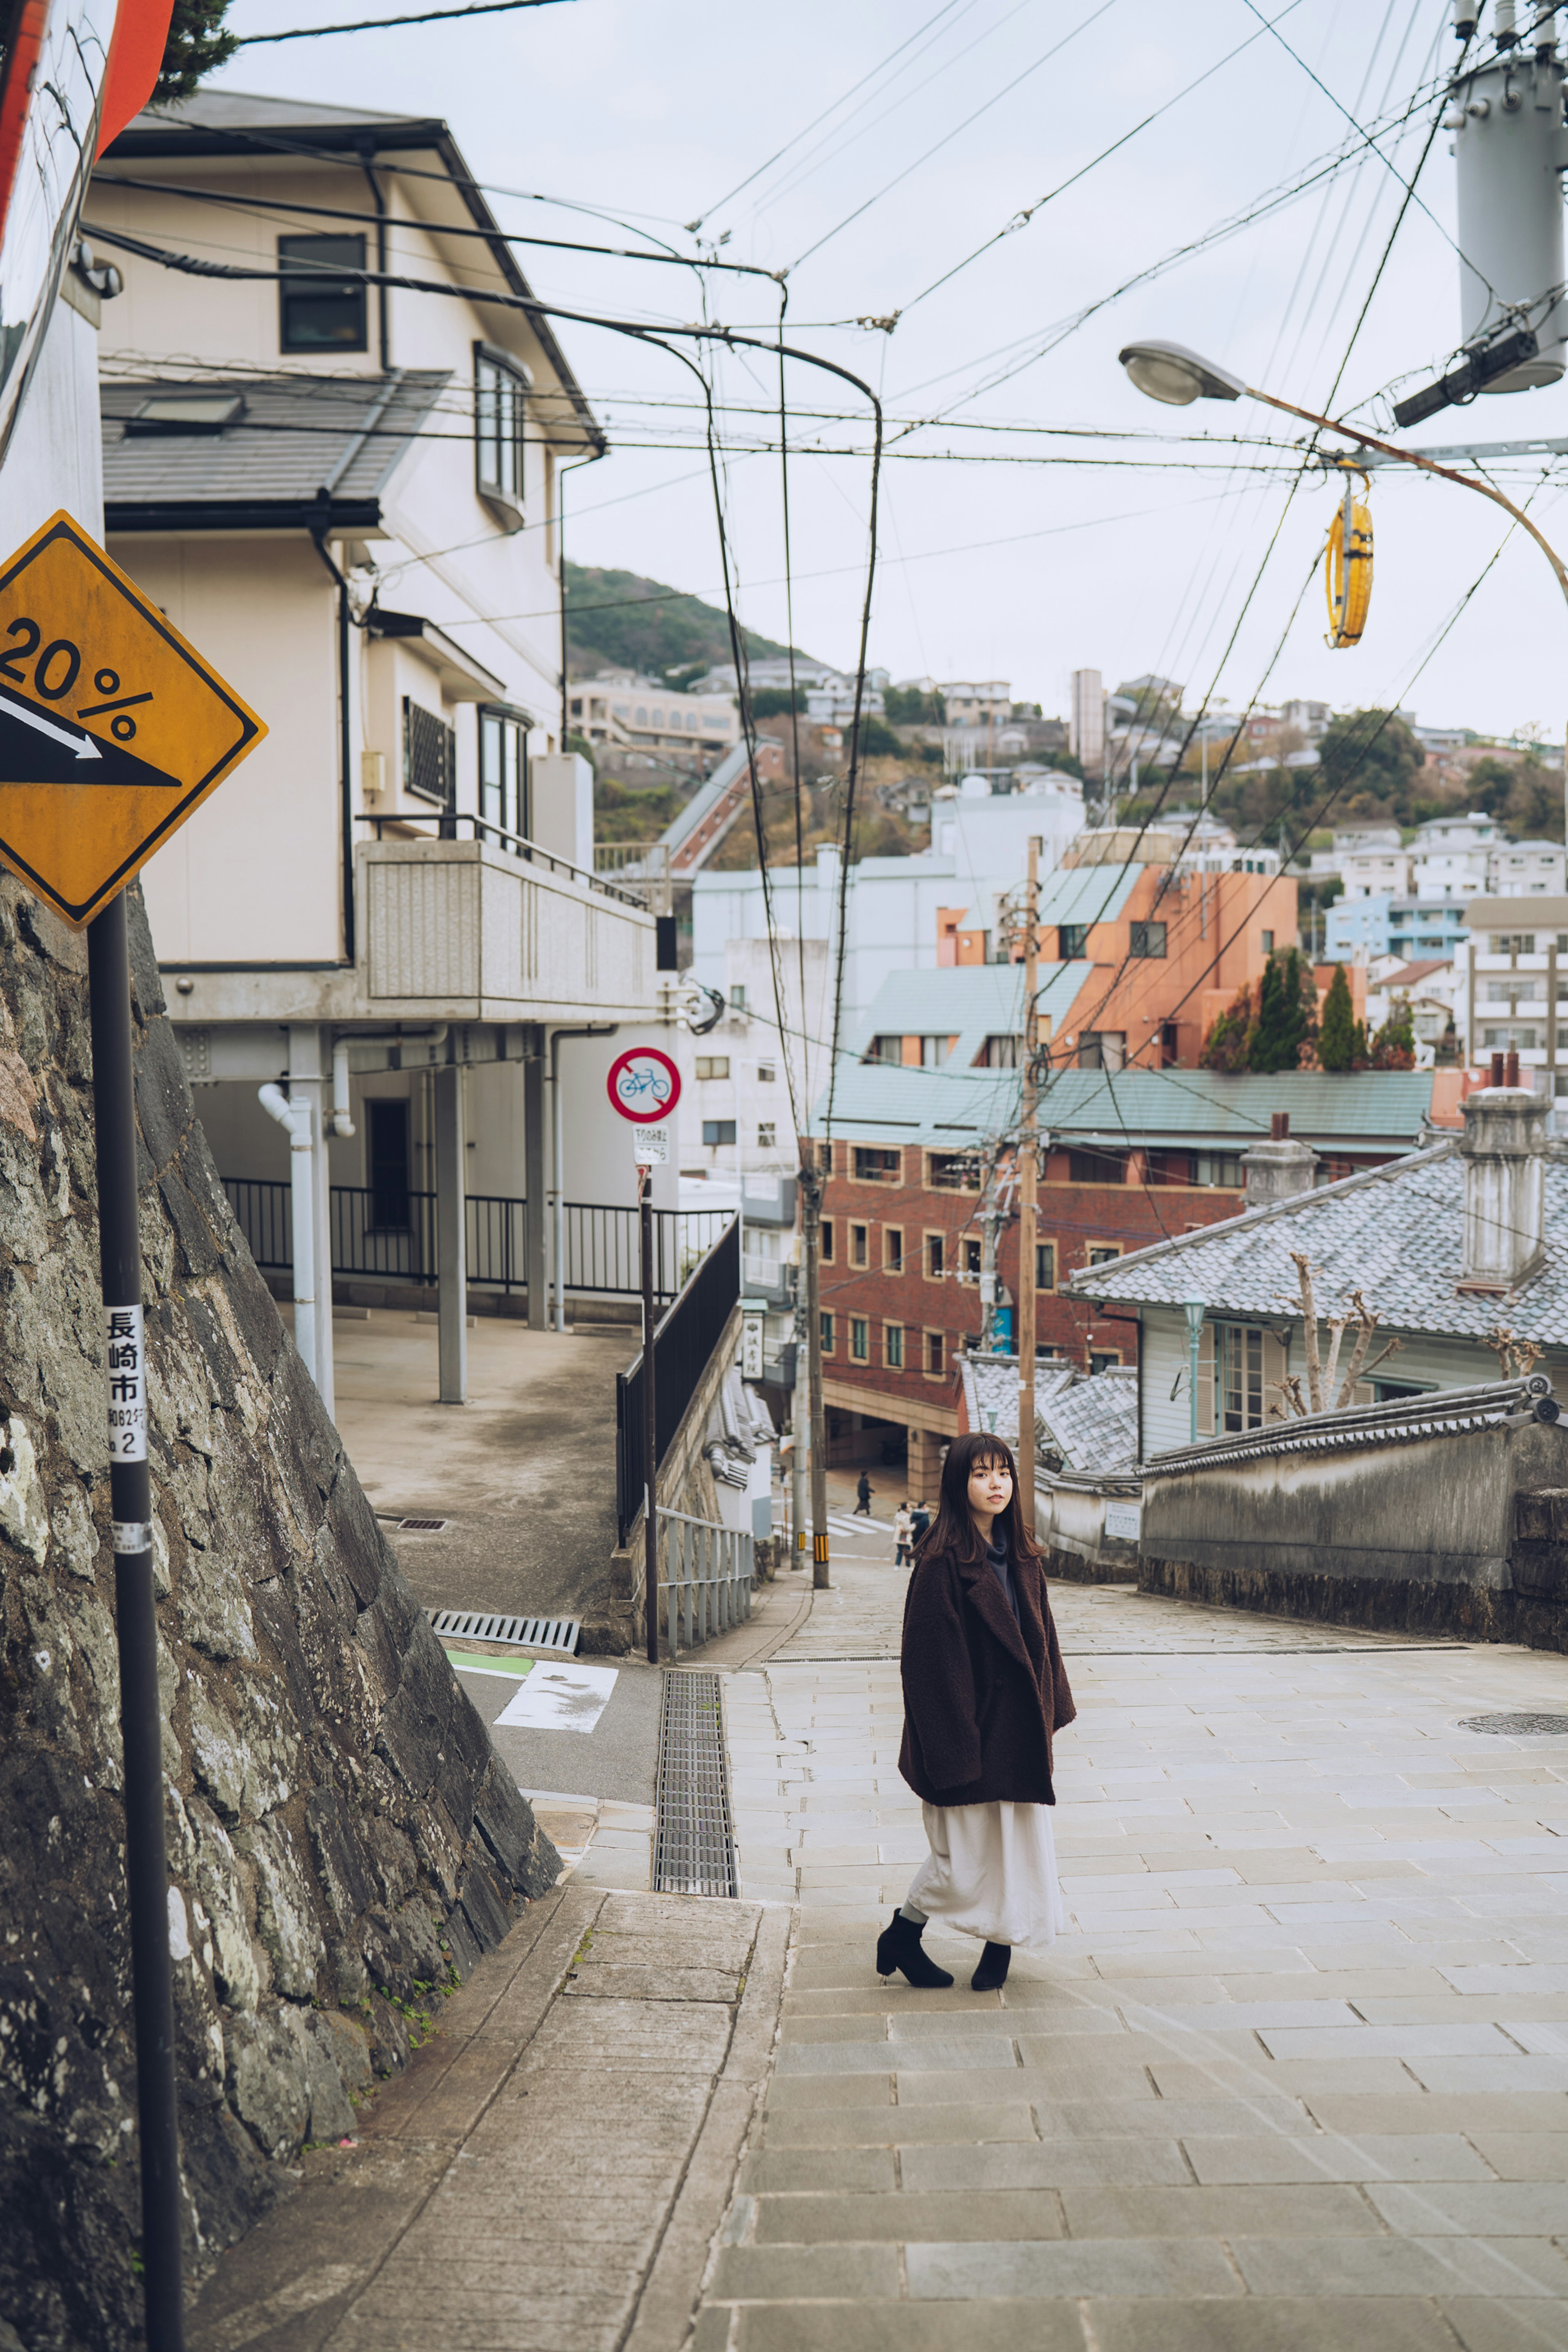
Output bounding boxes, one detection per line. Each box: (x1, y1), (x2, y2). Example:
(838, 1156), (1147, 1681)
(893, 1501), (913, 1567)
(909, 1497), (931, 1544)
(878, 1432), (1075, 1993)
(854, 1470), (874, 1516)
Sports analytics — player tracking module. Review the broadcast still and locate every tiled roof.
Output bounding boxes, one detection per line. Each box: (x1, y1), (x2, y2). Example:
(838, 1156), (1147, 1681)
(1033, 1068), (1435, 1148)
(102, 374), (449, 512)
(817, 1061), (1019, 1147)
(853, 962), (1088, 1071)
(1064, 1141), (1568, 1349)
(960, 1353), (1139, 1474)
(1383, 959), (1452, 987)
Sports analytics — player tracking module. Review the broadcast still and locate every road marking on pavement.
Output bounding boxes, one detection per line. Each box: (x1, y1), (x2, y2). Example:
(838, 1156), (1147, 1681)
(495, 1661), (619, 1732)
(443, 1649), (536, 1680)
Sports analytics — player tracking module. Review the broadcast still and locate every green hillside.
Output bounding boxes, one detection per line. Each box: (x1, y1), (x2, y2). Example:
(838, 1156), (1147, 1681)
(564, 562), (813, 682)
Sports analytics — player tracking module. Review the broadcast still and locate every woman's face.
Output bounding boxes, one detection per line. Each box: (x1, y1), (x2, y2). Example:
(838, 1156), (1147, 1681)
(968, 1455), (1013, 1520)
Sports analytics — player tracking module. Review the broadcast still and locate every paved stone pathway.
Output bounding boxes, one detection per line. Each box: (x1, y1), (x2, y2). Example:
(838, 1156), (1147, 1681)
(706, 1559), (1568, 2350)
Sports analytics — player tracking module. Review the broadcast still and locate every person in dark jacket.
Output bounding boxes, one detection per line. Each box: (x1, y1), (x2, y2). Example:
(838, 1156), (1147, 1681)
(877, 1430), (1076, 1994)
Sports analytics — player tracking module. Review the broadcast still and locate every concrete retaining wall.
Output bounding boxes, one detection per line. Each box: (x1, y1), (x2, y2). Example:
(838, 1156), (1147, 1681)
(1140, 1403), (1568, 1647)
(1038, 1474), (1141, 1585)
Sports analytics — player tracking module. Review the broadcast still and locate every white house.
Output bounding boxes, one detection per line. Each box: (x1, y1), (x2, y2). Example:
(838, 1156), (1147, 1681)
(88, 90), (676, 1409)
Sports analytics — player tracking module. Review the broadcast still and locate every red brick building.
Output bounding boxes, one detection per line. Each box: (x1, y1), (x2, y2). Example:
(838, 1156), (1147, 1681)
(812, 1066), (1444, 1485)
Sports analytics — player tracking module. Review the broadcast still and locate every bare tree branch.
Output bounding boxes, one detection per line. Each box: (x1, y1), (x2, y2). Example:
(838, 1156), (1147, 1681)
(1292, 1251), (1323, 1412)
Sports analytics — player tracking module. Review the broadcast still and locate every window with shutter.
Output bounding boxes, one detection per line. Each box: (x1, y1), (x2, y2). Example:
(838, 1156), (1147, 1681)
(1197, 1319), (1216, 1437)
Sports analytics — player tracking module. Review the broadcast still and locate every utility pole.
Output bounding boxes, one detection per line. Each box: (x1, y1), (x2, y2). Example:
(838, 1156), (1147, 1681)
(790, 1301), (808, 1566)
(1017, 835), (1041, 1480)
(979, 1153), (1001, 1352)
(798, 1154), (831, 1586)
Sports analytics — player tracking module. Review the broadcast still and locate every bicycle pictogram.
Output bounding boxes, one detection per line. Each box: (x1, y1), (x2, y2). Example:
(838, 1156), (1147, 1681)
(606, 1046), (683, 1124)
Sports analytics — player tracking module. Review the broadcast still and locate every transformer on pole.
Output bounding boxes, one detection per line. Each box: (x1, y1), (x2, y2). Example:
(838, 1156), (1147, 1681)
(1446, 0), (1568, 393)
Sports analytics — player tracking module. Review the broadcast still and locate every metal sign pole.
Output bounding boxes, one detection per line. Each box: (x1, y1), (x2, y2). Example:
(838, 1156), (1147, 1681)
(641, 1166), (659, 1666)
(87, 891), (185, 2352)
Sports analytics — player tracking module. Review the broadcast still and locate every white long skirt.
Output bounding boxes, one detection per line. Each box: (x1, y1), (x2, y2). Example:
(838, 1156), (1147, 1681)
(904, 1800), (1065, 1951)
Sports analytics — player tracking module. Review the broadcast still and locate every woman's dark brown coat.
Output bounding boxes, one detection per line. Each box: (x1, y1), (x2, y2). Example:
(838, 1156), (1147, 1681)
(898, 1541), (1076, 1806)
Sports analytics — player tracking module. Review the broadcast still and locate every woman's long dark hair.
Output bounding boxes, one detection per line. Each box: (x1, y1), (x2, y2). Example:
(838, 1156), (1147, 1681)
(914, 1430), (1042, 1572)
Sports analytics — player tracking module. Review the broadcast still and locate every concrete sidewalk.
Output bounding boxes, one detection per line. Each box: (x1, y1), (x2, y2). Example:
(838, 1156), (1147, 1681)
(188, 1882), (788, 2352)
(702, 1561), (1568, 2350)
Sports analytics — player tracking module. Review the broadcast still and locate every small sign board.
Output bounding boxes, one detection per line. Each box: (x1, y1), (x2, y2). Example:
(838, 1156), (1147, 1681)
(607, 1045), (681, 1123)
(0, 511), (265, 926)
(741, 1302), (766, 1379)
(632, 1125), (669, 1165)
(1104, 1499), (1142, 1545)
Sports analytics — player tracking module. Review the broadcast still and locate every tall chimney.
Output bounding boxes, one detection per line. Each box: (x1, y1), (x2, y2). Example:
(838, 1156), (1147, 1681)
(1460, 1079), (1547, 1287)
(1242, 1116), (1319, 1208)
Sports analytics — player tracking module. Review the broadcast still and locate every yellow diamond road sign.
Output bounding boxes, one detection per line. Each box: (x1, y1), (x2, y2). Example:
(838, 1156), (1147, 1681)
(0, 510), (265, 928)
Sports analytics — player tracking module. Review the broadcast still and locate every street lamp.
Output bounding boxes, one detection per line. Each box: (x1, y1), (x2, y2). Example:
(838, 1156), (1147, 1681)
(1182, 1298), (1206, 1447)
(1117, 337), (1568, 611)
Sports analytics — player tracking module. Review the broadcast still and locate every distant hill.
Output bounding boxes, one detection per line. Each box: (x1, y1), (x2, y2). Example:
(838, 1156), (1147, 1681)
(564, 561), (816, 682)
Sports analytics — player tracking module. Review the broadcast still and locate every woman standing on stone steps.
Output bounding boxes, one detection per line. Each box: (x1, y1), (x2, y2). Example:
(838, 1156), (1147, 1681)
(877, 1431), (1075, 1995)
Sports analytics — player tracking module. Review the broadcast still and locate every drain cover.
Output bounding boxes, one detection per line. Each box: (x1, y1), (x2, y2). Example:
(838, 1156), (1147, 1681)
(428, 1608), (580, 1654)
(1457, 1712), (1568, 1736)
(397, 1517), (448, 1532)
(653, 1671), (737, 1898)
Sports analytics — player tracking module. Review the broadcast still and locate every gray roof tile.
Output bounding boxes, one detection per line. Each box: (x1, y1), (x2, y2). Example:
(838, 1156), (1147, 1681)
(1065, 1141), (1568, 1348)
(102, 372), (449, 511)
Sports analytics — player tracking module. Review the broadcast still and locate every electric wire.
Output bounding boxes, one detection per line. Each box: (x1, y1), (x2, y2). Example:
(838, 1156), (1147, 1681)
(234, 0), (570, 40)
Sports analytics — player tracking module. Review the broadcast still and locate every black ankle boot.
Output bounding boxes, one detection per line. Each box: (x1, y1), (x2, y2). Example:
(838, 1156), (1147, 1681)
(971, 1941), (1011, 1992)
(875, 1910), (954, 1989)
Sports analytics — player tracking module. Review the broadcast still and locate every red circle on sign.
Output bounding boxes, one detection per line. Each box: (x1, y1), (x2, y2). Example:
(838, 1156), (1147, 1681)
(606, 1046), (682, 1123)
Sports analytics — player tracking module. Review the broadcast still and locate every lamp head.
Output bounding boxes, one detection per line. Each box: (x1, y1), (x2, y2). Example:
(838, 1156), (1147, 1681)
(1118, 339), (1245, 406)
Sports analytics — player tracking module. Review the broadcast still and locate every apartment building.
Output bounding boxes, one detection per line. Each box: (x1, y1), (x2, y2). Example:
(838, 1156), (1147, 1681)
(89, 90), (674, 1412)
(568, 669), (738, 762)
(1459, 899), (1568, 1092)
(809, 1063), (1438, 1489)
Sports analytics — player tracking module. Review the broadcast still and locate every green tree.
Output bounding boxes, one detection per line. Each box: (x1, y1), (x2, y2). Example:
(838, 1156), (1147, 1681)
(1248, 948), (1314, 1074)
(1318, 964), (1356, 1071)
(157, 0), (237, 99)
(749, 686), (806, 719)
(885, 684), (947, 725)
(1200, 985), (1254, 1074)
(1370, 993), (1416, 1071)
(1315, 708), (1425, 824)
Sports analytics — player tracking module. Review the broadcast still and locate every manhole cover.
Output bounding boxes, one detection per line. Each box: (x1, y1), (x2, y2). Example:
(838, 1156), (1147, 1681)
(1457, 1712), (1568, 1736)
(428, 1608), (579, 1655)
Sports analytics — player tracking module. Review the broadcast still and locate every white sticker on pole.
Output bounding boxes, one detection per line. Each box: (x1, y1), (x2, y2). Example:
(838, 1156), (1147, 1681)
(104, 1304), (147, 1461)
(633, 1125), (669, 1165)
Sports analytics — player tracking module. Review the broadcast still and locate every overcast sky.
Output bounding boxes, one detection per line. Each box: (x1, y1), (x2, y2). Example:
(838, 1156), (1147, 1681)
(210, 0), (1568, 742)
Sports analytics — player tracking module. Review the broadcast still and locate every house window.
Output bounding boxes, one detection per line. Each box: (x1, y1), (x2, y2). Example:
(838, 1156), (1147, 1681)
(867, 1034), (902, 1063)
(925, 1232), (945, 1280)
(884, 1322), (904, 1369)
(757, 1123), (776, 1147)
(1059, 923), (1089, 959)
(927, 1151), (982, 1191)
(1088, 1348), (1121, 1375)
(1261, 930), (1274, 953)
(1129, 920), (1167, 958)
(971, 1033), (1022, 1072)
(1068, 1149), (1128, 1185)
(695, 1056), (729, 1080)
(820, 1311), (835, 1355)
(1220, 1323), (1265, 1432)
(479, 708), (527, 842)
(960, 1238), (982, 1280)
(820, 1219), (835, 1262)
(923, 1328), (945, 1375)
(883, 1226), (904, 1273)
(850, 1222), (869, 1267)
(757, 1062), (776, 1084)
(279, 234), (366, 351)
(853, 1147), (901, 1184)
(730, 984), (748, 1010)
(367, 1098), (410, 1231)
(1076, 1032), (1125, 1070)
(474, 346), (526, 509)
(1087, 1243), (1121, 1267)
(919, 1036), (953, 1066)
(1036, 1240), (1056, 1291)
(702, 1120), (737, 1145)
(850, 1316), (870, 1363)
(403, 698), (456, 809)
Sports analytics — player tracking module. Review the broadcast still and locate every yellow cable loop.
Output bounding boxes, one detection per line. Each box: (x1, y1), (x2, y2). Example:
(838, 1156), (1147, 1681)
(1324, 462), (1373, 648)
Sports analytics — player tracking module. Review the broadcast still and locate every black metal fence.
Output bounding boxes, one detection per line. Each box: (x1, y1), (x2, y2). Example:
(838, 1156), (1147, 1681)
(616, 1216), (740, 1546)
(223, 1179), (729, 1303)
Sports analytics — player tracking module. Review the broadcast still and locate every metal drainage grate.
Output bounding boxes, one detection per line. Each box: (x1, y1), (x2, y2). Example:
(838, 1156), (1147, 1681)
(1458, 1711), (1568, 1737)
(397, 1517), (448, 1532)
(428, 1608), (580, 1654)
(653, 1670), (738, 1898)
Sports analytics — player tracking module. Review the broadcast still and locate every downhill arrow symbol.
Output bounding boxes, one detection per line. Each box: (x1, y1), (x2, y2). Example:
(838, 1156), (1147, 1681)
(0, 686), (181, 790)
(0, 686), (100, 760)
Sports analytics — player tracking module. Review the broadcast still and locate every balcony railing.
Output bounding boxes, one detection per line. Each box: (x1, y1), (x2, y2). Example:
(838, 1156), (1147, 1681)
(593, 841), (673, 915)
(357, 811), (643, 906)
(223, 1178), (730, 1302)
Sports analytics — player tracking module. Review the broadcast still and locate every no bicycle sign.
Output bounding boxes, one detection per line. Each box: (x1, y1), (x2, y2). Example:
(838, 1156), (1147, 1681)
(607, 1046), (680, 1165)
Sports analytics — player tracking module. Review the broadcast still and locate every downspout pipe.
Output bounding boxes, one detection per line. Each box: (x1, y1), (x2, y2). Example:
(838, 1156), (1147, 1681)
(549, 1022), (618, 1331)
(309, 520), (357, 971)
(260, 1084), (318, 1392)
(330, 1037), (355, 1136)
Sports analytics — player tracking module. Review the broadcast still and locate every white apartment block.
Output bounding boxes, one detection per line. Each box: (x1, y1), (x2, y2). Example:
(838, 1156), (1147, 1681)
(569, 669), (739, 759)
(1460, 900), (1568, 1091)
(1069, 667), (1105, 777)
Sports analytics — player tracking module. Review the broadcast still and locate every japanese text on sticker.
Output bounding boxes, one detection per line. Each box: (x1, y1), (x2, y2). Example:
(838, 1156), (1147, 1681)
(105, 1304), (146, 1461)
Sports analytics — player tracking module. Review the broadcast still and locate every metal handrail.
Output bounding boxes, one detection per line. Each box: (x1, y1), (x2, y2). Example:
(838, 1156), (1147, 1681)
(658, 1507), (755, 1657)
(356, 811), (644, 908)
